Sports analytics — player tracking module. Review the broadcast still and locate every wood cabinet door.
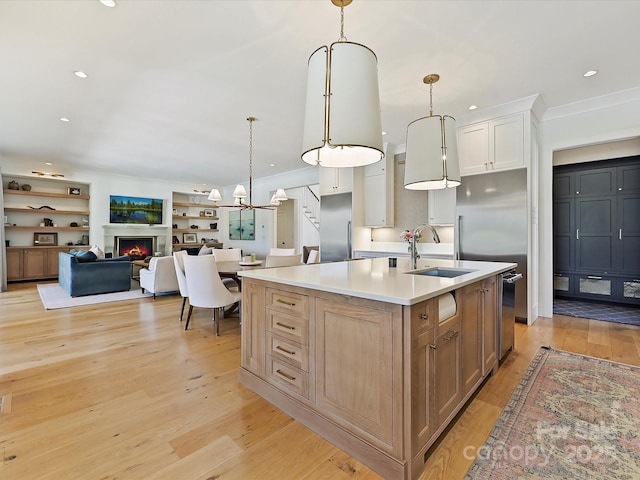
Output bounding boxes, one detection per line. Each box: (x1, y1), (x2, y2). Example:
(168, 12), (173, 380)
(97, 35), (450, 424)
(315, 298), (402, 454)
(617, 194), (640, 274)
(576, 196), (615, 272)
(23, 248), (47, 279)
(241, 281), (266, 374)
(6, 249), (23, 280)
(433, 319), (462, 426)
(481, 276), (498, 375)
(46, 248), (62, 276)
(460, 285), (482, 395)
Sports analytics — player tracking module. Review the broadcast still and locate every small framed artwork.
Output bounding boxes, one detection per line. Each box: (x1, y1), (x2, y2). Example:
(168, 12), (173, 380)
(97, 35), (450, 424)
(172, 235), (180, 244)
(183, 232), (198, 244)
(204, 208), (216, 217)
(68, 187), (81, 196)
(34, 232), (58, 246)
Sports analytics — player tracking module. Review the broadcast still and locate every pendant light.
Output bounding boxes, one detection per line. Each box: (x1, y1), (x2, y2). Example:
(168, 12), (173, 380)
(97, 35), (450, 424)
(301, 0), (384, 168)
(404, 74), (460, 190)
(208, 117), (288, 209)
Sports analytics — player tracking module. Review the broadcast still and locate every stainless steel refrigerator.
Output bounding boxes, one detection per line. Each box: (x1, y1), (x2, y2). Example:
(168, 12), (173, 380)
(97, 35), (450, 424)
(320, 192), (352, 262)
(455, 168), (528, 324)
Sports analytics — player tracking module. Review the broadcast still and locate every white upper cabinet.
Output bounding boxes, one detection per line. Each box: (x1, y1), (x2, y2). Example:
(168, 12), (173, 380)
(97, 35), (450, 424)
(319, 167), (353, 195)
(457, 112), (524, 176)
(428, 187), (456, 226)
(363, 144), (394, 227)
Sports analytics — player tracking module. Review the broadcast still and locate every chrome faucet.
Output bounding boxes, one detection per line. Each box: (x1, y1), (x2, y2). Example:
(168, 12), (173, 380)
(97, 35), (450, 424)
(410, 224), (440, 270)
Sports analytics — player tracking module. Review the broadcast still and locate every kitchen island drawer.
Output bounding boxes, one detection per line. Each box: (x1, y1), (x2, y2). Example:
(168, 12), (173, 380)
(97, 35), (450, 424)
(266, 287), (310, 318)
(266, 355), (311, 399)
(267, 309), (309, 344)
(266, 332), (309, 372)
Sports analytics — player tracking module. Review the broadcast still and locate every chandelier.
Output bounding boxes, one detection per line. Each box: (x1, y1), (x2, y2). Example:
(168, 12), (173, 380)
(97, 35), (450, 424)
(404, 74), (461, 190)
(208, 117), (288, 209)
(300, 0), (384, 168)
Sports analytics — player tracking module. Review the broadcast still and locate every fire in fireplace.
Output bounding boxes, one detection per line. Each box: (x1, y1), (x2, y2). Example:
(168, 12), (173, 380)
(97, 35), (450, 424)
(116, 236), (155, 260)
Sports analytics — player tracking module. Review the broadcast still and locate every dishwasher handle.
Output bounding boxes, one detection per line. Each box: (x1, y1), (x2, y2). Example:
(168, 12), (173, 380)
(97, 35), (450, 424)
(503, 273), (523, 284)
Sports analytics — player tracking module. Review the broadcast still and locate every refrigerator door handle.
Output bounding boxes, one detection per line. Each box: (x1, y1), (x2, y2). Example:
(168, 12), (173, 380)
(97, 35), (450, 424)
(347, 220), (352, 259)
(456, 215), (462, 260)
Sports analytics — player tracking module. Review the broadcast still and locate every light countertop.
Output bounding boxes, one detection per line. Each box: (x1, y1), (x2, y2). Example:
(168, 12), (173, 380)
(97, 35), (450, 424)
(239, 257), (516, 306)
(355, 242), (454, 258)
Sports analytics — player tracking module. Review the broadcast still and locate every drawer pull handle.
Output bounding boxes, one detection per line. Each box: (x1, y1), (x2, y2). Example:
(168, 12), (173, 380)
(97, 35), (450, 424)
(275, 322), (295, 331)
(444, 330), (459, 342)
(276, 369), (296, 381)
(277, 299), (296, 307)
(276, 345), (296, 356)
(419, 313), (428, 320)
(429, 344), (437, 350)
(587, 276), (603, 280)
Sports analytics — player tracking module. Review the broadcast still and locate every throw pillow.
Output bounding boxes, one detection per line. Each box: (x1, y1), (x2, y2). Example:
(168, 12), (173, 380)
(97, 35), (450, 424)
(76, 251), (97, 263)
(90, 244), (105, 259)
(198, 245), (213, 256)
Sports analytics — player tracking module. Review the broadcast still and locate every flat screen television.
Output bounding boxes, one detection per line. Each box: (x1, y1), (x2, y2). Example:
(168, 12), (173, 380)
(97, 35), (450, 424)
(109, 195), (163, 225)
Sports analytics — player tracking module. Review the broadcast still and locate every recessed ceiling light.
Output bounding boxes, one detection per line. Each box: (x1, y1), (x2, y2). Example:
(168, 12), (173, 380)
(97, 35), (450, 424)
(270, 163), (276, 167)
(60, 117), (70, 122)
(99, 0), (116, 7)
(74, 71), (88, 78)
(382, 131), (387, 136)
(583, 70), (598, 77)
(45, 162), (53, 166)
(468, 105), (478, 110)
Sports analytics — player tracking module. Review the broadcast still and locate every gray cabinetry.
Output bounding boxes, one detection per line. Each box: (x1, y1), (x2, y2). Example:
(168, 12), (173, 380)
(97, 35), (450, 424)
(553, 158), (640, 304)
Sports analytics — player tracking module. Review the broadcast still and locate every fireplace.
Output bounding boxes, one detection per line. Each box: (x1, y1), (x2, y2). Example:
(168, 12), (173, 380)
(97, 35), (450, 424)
(116, 236), (155, 260)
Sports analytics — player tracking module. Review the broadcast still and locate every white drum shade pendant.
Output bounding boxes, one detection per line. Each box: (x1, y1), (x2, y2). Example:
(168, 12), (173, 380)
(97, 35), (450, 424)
(404, 74), (461, 190)
(301, 0), (383, 168)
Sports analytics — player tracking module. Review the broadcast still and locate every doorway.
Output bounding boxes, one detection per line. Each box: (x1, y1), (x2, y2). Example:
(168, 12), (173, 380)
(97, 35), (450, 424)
(276, 198), (295, 249)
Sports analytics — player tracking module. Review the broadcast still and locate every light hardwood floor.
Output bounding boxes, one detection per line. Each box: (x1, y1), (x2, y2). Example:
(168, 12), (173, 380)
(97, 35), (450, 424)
(2, 281), (640, 479)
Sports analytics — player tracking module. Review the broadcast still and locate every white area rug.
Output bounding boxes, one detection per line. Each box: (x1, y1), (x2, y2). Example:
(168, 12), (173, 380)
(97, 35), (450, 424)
(37, 283), (151, 310)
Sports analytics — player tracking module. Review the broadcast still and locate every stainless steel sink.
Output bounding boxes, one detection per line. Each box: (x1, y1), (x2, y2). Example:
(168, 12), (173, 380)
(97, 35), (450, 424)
(406, 267), (476, 278)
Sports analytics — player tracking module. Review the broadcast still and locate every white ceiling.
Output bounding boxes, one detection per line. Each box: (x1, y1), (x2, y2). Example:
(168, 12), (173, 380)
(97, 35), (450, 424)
(1, 0), (639, 190)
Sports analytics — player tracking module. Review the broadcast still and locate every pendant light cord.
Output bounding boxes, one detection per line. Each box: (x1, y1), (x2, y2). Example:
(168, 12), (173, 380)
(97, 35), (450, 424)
(339, 2), (347, 42)
(248, 116), (254, 206)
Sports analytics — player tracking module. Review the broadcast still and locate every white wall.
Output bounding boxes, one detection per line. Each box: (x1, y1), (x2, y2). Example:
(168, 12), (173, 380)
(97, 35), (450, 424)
(539, 87), (640, 318)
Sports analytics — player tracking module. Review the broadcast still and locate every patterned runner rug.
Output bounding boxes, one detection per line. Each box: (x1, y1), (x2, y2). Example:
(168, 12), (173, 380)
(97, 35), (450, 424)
(37, 283), (150, 309)
(465, 347), (640, 479)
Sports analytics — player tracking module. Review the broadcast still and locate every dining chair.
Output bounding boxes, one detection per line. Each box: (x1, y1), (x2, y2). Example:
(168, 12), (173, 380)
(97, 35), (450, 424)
(265, 253), (302, 268)
(306, 249), (319, 264)
(172, 250), (189, 323)
(211, 248), (242, 289)
(183, 255), (242, 335)
(269, 247), (295, 256)
(211, 248), (242, 262)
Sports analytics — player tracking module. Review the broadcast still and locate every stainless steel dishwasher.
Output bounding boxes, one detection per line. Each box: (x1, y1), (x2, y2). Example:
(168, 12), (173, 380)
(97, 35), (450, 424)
(498, 270), (523, 360)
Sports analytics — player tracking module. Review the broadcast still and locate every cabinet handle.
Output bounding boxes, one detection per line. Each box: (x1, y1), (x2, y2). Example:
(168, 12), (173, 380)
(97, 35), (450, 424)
(276, 299), (296, 307)
(429, 344), (437, 350)
(419, 313), (428, 320)
(619, 229), (622, 240)
(276, 369), (296, 382)
(275, 345), (296, 356)
(444, 330), (460, 342)
(587, 276), (603, 280)
(275, 321), (296, 331)
(576, 229), (580, 240)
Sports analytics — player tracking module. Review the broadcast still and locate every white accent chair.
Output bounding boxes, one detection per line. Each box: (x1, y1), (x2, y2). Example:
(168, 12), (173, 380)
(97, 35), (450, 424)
(172, 251), (189, 323)
(183, 255), (242, 335)
(139, 256), (179, 299)
(269, 248), (295, 256)
(265, 253), (302, 268)
(306, 249), (319, 264)
(212, 248), (242, 262)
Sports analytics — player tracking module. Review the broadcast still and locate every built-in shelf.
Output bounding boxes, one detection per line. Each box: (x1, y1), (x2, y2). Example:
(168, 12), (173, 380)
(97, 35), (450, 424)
(4, 207), (90, 215)
(172, 214), (219, 220)
(3, 189), (90, 200)
(5, 226), (89, 231)
(172, 228), (219, 233)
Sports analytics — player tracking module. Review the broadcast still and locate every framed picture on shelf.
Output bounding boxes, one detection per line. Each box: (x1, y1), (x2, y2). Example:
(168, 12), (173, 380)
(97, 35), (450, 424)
(183, 232), (198, 244)
(204, 208), (216, 217)
(172, 235), (180, 244)
(68, 187), (81, 196)
(172, 208), (178, 215)
(34, 232), (58, 246)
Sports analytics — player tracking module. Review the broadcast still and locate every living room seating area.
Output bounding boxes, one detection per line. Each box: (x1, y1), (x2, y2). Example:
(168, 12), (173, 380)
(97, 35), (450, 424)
(58, 251), (132, 297)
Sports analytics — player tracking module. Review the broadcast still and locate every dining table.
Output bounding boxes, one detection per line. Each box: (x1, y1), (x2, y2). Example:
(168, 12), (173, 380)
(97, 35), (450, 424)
(215, 260), (264, 292)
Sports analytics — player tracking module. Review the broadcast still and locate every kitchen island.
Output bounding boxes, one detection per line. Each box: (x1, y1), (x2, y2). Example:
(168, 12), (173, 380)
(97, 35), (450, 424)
(238, 257), (515, 480)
